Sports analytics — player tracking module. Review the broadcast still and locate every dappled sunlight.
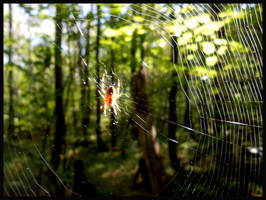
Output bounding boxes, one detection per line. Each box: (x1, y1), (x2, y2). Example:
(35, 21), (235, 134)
(3, 3), (262, 198)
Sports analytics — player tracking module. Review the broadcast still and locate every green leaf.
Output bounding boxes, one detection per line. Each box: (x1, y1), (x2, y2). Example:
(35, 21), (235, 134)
(183, 32), (192, 40)
(137, 28), (146, 35)
(110, 5), (121, 15)
(190, 66), (217, 79)
(167, 24), (182, 37)
(39, 13), (49, 19)
(214, 39), (227, 45)
(224, 64), (239, 71)
(178, 32), (192, 46)
(104, 28), (118, 38)
(197, 14), (211, 24)
(195, 35), (202, 42)
(187, 54), (195, 60)
(186, 44), (197, 51)
(119, 25), (137, 36)
(202, 42), (215, 55)
(219, 9), (245, 19)
(133, 16), (145, 23)
(229, 41), (249, 53)
(184, 17), (198, 29)
(206, 56), (218, 66)
(194, 22), (224, 36)
(217, 46), (228, 55)
(157, 38), (167, 48)
(101, 39), (113, 46)
(178, 37), (187, 46)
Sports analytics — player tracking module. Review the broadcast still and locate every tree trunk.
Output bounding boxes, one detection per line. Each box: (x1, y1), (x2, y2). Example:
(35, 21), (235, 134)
(72, 49), (78, 137)
(95, 5), (107, 152)
(77, 36), (88, 137)
(183, 71), (193, 139)
(8, 4), (14, 139)
(51, 4), (66, 172)
(132, 64), (167, 195)
(84, 11), (91, 131)
(130, 29), (137, 74)
(168, 32), (180, 171)
(63, 27), (75, 113)
(140, 34), (145, 61)
(128, 28), (138, 153)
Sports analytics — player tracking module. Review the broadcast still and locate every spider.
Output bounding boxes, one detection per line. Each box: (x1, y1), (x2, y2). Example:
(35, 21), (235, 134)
(99, 73), (121, 116)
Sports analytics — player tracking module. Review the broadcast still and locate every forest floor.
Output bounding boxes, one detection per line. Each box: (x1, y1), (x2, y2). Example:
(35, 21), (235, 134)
(74, 132), (176, 197)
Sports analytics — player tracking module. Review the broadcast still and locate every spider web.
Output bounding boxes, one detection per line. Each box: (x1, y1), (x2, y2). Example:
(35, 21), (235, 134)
(3, 3), (263, 198)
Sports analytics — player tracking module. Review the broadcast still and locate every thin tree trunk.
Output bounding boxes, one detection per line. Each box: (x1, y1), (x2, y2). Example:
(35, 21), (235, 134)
(84, 11), (91, 130)
(51, 4), (66, 172)
(140, 34), (145, 61)
(77, 36), (87, 136)
(95, 5), (107, 152)
(130, 29), (137, 74)
(72, 50), (78, 136)
(8, 4), (14, 139)
(183, 71), (193, 139)
(63, 29), (75, 112)
(132, 64), (167, 195)
(168, 11), (180, 170)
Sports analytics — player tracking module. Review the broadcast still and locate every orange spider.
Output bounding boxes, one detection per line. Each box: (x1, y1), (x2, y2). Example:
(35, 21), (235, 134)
(99, 73), (121, 116)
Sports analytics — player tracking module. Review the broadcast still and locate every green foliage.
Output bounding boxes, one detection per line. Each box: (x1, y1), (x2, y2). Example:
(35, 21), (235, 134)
(3, 3), (262, 197)
(190, 66), (217, 79)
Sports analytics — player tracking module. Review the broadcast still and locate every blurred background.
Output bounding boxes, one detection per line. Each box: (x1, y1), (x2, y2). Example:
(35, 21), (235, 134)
(3, 3), (263, 198)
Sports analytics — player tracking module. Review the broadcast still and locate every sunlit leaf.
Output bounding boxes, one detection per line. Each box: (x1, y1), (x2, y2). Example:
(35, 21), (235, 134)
(124, 36), (131, 42)
(205, 55), (218, 66)
(104, 28), (118, 37)
(202, 42), (215, 55)
(157, 38), (167, 48)
(190, 66), (217, 79)
(133, 16), (145, 23)
(229, 41), (249, 53)
(187, 54), (195, 60)
(110, 5), (121, 15)
(224, 64), (239, 71)
(187, 44), (197, 51)
(178, 37), (187, 46)
(137, 28), (146, 35)
(219, 9), (245, 19)
(119, 24), (138, 36)
(167, 24), (182, 37)
(185, 17), (198, 29)
(195, 22), (224, 35)
(214, 39), (227, 45)
(217, 46), (227, 55)
(101, 39), (113, 46)
(183, 32), (192, 40)
(195, 35), (202, 42)
(197, 14), (211, 24)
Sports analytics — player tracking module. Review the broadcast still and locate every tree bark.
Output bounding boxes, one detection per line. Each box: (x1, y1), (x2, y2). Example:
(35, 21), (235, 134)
(84, 11), (91, 131)
(132, 65), (167, 195)
(63, 26), (75, 113)
(130, 29), (137, 74)
(51, 4), (66, 172)
(77, 36), (88, 137)
(168, 32), (180, 171)
(183, 71), (193, 139)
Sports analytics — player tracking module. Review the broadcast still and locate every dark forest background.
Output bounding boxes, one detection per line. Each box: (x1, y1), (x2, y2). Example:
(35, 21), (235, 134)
(3, 3), (263, 198)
